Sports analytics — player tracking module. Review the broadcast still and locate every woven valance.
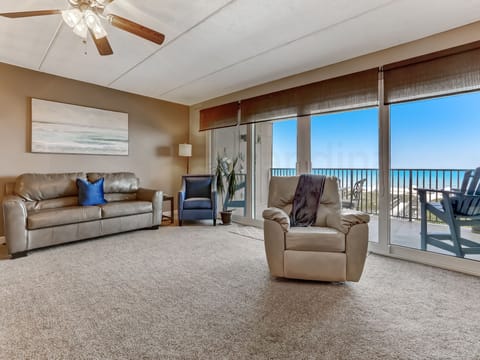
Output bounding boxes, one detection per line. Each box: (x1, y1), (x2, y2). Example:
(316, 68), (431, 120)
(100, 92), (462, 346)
(384, 41), (480, 104)
(240, 68), (378, 124)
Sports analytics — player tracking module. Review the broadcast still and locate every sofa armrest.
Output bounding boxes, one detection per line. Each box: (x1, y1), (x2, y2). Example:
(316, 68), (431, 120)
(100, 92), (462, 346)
(262, 207), (290, 232)
(2, 195), (28, 255)
(137, 188), (163, 226)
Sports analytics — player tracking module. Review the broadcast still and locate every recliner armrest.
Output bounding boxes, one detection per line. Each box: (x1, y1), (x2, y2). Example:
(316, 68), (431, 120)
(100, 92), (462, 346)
(263, 207), (290, 232)
(340, 209), (370, 233)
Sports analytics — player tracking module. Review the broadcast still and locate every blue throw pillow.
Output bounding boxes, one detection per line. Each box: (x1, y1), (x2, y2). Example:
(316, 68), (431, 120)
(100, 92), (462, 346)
(77, 177), (107, 206)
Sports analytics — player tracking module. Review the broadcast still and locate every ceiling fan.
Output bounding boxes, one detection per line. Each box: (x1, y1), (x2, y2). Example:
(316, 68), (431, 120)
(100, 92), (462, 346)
(0, 0), (165, 56)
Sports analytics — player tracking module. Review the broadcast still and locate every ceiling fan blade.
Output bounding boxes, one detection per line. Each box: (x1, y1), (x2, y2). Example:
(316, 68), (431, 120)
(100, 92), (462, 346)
(89, 30), (113, 56)
(108, 14), (165, 45)
(0, 10), (60, 18)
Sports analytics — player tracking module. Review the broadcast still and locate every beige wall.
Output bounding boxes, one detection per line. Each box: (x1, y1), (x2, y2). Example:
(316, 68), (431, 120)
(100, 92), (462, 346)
(189, 21), (480, 173)
(0, 62), (189, 236)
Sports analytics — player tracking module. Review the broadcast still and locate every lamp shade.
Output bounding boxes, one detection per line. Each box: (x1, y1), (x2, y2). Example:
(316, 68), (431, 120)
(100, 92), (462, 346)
(178, 143), (192, 157)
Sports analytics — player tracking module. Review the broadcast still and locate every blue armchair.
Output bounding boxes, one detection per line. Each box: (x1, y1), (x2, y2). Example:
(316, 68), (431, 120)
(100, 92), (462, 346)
(178, 175), (217, 226)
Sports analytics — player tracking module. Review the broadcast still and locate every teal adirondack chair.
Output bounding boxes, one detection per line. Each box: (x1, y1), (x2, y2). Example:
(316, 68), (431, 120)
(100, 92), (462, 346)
(417, 167), (480, 258)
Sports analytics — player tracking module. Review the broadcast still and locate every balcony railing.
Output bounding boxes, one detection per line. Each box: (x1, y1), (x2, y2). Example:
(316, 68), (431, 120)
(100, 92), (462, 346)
(270, 167), (470, 221)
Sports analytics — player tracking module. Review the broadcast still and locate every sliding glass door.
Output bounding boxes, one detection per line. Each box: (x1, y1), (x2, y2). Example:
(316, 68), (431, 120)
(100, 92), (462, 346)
(253, 118), (297, 220)
(311, 108), (379, 243)
(389, 91), (480, 261)
(211, 125), (247, 217)
(205, 41), (480, 275)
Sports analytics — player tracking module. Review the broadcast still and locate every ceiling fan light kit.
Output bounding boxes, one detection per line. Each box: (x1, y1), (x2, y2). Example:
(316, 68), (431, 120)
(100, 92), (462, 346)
(0, 0), (165, 55)
(61, 8), (82, 28)
(85, 10), (107, 39)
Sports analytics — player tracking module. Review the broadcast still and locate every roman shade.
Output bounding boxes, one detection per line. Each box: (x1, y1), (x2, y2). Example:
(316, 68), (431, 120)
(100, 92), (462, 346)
(240, 69), (378, 124)
(198, 69), (378, 130)
(384, 41), (480, 104)
(199, 102), (239, 131)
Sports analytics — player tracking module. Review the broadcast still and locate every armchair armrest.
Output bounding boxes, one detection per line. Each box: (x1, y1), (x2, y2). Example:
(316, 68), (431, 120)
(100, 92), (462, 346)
(178, 190), (185, 212)
(415, 187), (462, 194)
(2, 195), (28, 255)
(137, 188), (163, 226)
(211, 189), (217, 214)
(263, 207), (290, 232)
(416, 187), (461, 206)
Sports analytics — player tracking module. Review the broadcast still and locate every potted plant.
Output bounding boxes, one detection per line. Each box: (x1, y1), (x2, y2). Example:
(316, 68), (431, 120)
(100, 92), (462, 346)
(215, 154), (239, 225)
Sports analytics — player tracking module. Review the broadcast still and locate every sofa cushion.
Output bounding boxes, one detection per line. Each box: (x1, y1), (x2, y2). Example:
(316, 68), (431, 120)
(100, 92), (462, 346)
(286, 227), (345, 252)
(100, 201), (152, 219)
(77, 178), (107, 206)
(15, 173), (84, 201)
(185, 178), (211, 198)
(104, 193), (137, 202)
(27, 206), (101, 230)
(25, 196), (79, 211)
(183, 197), (212, 209)
(87, 172), (139, 193)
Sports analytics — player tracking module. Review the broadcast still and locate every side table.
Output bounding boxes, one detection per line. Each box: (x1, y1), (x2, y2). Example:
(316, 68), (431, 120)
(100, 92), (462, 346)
(162, 194), (174, 224)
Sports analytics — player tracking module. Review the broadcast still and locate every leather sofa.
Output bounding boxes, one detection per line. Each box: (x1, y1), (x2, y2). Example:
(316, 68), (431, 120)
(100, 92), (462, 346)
(2, 172), (163, 258)
(263, 176), (370, 282)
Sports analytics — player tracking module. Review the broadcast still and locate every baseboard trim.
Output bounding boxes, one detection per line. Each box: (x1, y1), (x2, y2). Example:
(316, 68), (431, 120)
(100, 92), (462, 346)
(370, 243), (480, 277)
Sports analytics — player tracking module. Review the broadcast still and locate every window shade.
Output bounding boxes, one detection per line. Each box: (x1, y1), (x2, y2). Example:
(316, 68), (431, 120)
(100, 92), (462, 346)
(240, 69), (378, 124)
(384, 41), (480, 104)
(199, 102), (239, 131)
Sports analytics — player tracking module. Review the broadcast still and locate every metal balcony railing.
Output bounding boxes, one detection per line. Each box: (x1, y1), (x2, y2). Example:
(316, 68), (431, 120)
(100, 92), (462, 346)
(270, 167), (471, 221)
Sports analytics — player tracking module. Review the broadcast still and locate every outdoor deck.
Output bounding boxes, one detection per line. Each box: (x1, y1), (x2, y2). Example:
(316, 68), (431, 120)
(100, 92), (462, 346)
(369, 216), (480, 261)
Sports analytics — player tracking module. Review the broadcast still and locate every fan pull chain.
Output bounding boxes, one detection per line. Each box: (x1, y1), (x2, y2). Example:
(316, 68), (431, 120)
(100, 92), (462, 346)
(83, 39), (87, 56)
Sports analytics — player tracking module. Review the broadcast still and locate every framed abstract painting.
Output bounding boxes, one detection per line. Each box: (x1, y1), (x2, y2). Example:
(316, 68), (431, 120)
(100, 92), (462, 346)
(31, 98), (128, 155)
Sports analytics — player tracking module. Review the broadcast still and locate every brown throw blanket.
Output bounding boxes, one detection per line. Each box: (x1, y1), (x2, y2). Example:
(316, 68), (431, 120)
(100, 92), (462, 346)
(290, 174), (326, 227)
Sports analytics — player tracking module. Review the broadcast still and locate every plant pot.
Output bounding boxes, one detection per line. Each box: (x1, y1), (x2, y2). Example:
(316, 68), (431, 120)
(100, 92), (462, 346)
(220, 211), (233, 225)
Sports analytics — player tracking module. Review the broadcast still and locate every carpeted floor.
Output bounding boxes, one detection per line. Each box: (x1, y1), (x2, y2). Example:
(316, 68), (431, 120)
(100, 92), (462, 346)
(1, 224), (480, 359)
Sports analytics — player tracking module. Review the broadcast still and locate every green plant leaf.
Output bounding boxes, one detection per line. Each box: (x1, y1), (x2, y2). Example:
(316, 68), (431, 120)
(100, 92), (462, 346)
(214, 153), (241, 212)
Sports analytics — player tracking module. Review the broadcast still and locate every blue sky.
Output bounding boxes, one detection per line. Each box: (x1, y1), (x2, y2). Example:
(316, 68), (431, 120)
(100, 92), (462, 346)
(273, 91), (480, 169)
(391, 92), (480, 168)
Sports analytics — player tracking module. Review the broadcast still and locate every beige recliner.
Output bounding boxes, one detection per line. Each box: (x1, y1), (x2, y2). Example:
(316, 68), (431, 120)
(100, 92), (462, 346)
(263, 176), (370, 282)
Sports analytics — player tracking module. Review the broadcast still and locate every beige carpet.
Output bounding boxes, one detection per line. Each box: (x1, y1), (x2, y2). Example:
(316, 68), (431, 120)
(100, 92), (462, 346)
(1, 224), (480, 360)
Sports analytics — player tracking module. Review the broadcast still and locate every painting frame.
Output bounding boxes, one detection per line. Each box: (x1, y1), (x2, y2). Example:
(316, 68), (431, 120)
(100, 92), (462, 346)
(31, 98), (129, 156)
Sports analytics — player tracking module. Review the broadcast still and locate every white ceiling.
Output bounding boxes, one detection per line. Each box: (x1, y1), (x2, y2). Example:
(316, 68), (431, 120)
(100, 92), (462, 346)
(1, 0), (480, 106)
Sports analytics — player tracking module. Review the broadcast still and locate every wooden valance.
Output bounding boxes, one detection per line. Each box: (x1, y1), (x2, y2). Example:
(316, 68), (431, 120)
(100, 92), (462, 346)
(199, 102), (239, 131)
